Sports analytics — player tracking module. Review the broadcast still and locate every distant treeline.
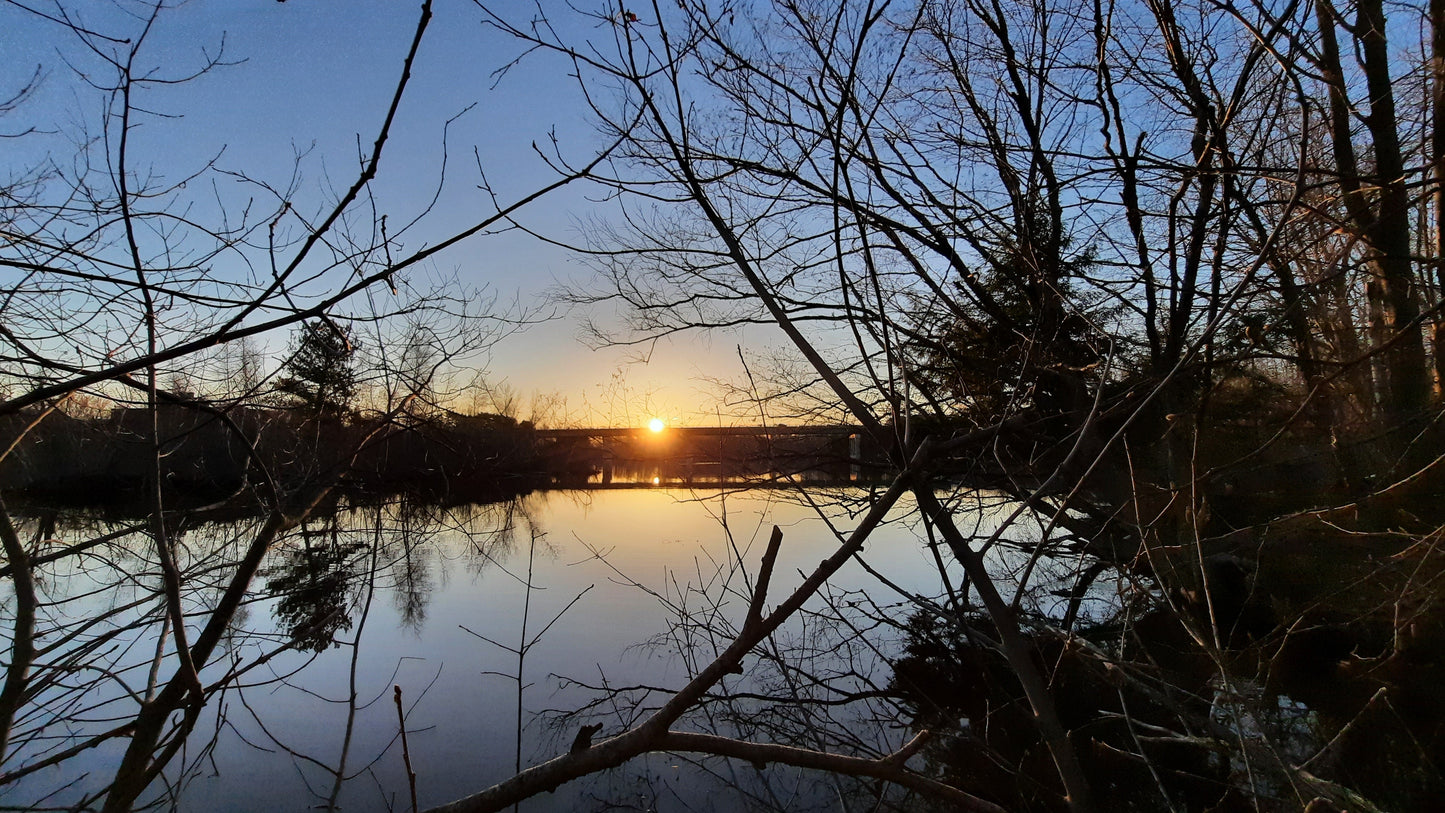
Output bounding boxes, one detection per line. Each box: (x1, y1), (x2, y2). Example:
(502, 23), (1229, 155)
(0, 405), (579, 508)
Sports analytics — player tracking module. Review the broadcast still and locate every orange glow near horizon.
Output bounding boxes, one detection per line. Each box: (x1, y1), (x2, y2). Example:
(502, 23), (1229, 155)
(648, 417), (666, 433)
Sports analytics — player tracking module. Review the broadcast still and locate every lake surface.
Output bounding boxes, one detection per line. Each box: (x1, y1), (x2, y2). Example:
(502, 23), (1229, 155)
(2, 484), (1068, 811)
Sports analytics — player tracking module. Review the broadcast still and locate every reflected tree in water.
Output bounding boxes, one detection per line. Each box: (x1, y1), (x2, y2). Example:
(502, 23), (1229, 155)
(442, 0), (1445, 811)
(263, 520), (367, 653)
(0, 0), (611, 809)
(6, 0), (1445, 810)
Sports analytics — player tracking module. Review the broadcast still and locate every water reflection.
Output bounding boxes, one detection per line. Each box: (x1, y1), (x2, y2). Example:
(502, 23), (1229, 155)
(4, 483), (1413, 811)
(580, 459), (886, 488)
(263, 522), (366, 653)
(4, 488), (975, 811)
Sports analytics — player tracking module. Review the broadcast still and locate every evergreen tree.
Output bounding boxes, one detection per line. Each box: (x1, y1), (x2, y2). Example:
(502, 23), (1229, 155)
(276, 321), (359, 417)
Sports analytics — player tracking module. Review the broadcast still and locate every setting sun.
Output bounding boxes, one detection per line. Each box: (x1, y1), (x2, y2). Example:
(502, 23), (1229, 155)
(648, 417), (666, 433)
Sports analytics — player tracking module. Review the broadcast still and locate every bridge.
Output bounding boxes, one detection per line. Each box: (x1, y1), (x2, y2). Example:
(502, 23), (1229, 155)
(532, 425), (876, 486)
(534, 425), (864, 439)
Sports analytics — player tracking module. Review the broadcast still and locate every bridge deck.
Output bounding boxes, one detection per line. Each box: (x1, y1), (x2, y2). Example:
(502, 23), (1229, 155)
(536, 425), (863, 439)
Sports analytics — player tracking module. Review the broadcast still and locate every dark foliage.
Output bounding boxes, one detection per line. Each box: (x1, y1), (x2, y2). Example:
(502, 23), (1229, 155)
(263, 534), (367, 653)
(276, 322), (359, 418)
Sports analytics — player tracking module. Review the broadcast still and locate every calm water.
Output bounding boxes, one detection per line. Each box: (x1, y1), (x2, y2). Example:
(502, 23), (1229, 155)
(1, 485), (1072, 812)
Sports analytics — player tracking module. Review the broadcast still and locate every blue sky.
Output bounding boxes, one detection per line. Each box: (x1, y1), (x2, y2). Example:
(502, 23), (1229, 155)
(1, 0), (746, 425)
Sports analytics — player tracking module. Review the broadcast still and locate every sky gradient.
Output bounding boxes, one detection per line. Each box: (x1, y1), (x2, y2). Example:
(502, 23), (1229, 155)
(1, 0), (758, 426)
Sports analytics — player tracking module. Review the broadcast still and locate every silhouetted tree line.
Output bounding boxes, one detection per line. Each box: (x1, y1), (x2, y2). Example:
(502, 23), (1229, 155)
(0, 403), (554, 509)
(8, 0), (1445, 810)
(455, 1), (1445, 811)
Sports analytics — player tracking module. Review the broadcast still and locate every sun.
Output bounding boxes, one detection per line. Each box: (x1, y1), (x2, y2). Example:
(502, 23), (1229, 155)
(648, 417), (666, 433)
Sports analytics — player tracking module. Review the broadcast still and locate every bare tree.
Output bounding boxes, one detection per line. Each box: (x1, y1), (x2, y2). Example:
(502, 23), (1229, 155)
(4, 0), (1443, 810)
(0, 1), (612, 809)
(433, 1), (1445, 811)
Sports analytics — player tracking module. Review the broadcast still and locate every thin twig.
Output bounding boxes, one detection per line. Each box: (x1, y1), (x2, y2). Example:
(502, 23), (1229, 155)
(394, 685), (419, 813)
